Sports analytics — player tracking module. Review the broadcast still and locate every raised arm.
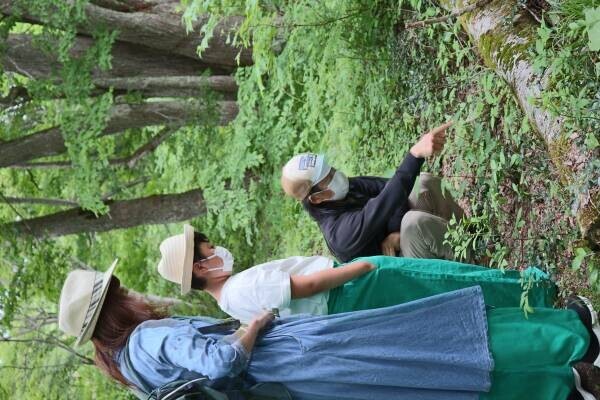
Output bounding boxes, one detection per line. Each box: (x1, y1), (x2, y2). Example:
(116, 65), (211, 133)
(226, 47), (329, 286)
(351, 176), (389, 197)
(326, 154), (424, 258)
(325, 122), (452, 260)
(290, 261), (375, 299)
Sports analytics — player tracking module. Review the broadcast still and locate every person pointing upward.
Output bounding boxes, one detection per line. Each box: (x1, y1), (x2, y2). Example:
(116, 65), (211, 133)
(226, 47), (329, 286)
(281, 122), (466, 262)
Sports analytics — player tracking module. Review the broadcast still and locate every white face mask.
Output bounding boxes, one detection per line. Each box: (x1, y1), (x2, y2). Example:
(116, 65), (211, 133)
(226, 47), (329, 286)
(326, 170), (349, 201)
(204, 246), (234, 273)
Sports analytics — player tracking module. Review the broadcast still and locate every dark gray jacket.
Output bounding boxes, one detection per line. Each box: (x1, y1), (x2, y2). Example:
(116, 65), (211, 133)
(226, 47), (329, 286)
(303, 153), (424, 262)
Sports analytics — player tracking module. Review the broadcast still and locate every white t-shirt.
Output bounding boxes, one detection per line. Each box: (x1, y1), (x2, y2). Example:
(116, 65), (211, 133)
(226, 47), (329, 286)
(218, 255), (334, 324)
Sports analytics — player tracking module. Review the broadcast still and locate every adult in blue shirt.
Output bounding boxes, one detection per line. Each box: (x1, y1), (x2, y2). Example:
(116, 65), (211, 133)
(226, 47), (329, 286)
(281, 122), (466, 263)
(58, 260), (600, 400)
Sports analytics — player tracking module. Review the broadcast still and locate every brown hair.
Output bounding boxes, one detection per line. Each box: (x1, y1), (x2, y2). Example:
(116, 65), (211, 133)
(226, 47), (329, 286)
(91, 276), (167, 387)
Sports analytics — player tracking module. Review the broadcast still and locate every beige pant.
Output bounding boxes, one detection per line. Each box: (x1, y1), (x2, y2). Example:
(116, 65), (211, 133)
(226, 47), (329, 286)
(400, 173), (466, 260)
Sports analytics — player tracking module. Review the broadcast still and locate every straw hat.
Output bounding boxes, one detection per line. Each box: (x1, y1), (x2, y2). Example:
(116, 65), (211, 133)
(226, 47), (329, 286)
(281, 153), (331, 200)
(58, 259), (119, 346)
(157, 224), (195, 294)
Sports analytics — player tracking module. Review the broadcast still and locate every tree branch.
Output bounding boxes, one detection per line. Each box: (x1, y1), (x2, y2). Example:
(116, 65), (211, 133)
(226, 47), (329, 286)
(0, 337), (94, 365)
(9, 126), (179, 169)
(111, 126), (179, 168)
(100, 176), (150, 201)
(404, 0), (492, 29)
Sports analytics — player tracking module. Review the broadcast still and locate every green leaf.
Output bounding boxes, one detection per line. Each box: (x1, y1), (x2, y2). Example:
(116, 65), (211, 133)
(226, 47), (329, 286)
(584, 7), (600, 51)
(572, 247), (589, 270)
(585, 133), (600, 150)
(590, 268), (600, 285)
(575, 247), (589, 258)
(572, 255), (585, 270)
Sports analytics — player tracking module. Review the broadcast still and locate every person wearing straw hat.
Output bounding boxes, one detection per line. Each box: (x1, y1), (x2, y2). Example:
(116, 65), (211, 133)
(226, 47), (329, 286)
(157, 224), (377, 321)
(58, 262), (600, 399)
(280, 121), (467, 263)
(157, 226), (557, 326)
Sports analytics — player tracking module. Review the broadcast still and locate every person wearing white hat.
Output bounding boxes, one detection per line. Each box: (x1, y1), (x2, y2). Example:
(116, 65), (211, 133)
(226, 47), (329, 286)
(281, 121), (467, 263)
(58, 263), (600, 400)
(156, 225), (562, 334)
(157, 224), (378, 324)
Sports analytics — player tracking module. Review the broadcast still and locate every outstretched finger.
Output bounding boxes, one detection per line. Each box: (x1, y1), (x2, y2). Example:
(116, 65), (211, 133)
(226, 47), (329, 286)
(429, 121), (453, 135)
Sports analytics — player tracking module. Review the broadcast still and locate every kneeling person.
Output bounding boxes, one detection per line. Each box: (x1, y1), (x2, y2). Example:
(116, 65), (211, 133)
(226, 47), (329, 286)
(281, 121), (467, 262)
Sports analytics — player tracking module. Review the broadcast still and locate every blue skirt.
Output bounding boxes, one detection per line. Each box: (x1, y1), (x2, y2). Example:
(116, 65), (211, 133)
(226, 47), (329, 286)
(247, 286), (492, 400)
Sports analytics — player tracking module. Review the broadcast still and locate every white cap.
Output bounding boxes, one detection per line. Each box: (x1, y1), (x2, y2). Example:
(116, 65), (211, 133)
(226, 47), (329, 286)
(281, 153), (331, 200)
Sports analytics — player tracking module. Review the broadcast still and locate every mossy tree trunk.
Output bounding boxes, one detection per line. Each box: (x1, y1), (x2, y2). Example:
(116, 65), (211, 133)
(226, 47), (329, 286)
(438, 0), (600, 247)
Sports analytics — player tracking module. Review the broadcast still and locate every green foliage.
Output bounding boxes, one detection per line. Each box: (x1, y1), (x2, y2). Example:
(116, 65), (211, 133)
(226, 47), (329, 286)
(1, 0), (600, 397)
(530, 0), (600, 290)
(584, 6), (600, 51)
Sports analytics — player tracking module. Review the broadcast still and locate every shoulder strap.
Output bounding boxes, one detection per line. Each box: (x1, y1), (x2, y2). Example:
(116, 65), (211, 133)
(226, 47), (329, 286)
(196, 318), (240, 334)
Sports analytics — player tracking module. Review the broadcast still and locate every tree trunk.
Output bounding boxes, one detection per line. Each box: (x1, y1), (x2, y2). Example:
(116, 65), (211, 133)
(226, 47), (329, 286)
(0, 100), (238, 167)
(437, 0), (600, 247)
(6, 189), (206, 238)
(0, 1), (253, 69)
(3, 33), (228, 79)
(83, 2), (253, 67)
(95, 75), (238, 100)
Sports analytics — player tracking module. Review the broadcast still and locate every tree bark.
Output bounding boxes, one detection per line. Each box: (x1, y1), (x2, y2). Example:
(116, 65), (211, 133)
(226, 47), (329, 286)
(0, 100), (238, 167)
(90, 0), (174, 13)
(437, 0), (600, 247)
(95, 75), (238, 100)
(82, 2), (253, 67)
(6, 189), (206, 238)
(0, 1), (253, 68)
(3, 33), (228, 80)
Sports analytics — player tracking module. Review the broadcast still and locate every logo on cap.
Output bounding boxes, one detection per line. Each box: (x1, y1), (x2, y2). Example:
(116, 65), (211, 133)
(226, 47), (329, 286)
(298, 154), (317, 170)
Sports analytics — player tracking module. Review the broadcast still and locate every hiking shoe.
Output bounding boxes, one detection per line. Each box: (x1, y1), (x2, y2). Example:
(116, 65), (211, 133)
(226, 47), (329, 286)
(573, 362), (600, 400)
(567, 296), (600, 366)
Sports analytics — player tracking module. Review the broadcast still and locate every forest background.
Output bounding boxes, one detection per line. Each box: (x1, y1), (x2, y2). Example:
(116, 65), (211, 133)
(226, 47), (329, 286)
(0, 0), (599, 398)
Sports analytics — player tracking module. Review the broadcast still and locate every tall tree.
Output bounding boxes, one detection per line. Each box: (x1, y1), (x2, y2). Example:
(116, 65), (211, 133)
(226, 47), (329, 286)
(0, 0), (250, 216)
(6, 188), (206, 237)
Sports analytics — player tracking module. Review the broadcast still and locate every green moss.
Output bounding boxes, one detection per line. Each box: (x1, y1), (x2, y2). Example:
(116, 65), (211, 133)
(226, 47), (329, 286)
(457, 0), (539, 70)
(578, 188), (600, 249)
(547, 134), (574, 185)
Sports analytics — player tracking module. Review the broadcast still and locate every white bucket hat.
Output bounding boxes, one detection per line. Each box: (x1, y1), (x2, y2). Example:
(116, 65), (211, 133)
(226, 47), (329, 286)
(281, 153), (331, 200)
(58, 259), (119, 346)
(157, 224), (195, 294)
